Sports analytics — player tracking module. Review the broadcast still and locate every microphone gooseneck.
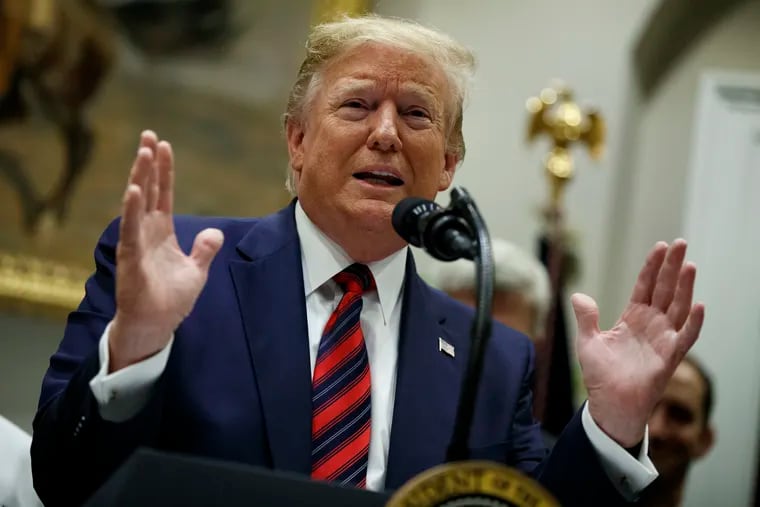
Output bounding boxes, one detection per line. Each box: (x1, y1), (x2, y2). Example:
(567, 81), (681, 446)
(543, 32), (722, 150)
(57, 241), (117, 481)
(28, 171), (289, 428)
(392, 189), (494, 462)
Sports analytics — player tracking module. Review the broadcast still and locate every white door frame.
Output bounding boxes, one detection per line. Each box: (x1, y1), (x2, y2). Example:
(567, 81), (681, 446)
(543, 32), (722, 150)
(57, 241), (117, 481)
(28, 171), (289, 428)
(682, 69), (760, 507)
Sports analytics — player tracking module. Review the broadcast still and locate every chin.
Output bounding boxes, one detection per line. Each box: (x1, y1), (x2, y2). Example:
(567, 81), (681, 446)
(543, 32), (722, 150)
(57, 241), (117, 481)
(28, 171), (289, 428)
(650, 451), (689, 479)
(352, 198), (395, 226)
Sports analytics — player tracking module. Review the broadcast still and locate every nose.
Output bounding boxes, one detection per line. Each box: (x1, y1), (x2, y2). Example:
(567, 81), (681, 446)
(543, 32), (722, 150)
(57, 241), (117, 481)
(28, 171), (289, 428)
(367, 102), (402, 152)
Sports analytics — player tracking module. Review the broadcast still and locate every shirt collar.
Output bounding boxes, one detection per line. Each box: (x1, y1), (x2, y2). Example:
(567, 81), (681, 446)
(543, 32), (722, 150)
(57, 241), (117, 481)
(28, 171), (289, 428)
(295, 201), (407, 323)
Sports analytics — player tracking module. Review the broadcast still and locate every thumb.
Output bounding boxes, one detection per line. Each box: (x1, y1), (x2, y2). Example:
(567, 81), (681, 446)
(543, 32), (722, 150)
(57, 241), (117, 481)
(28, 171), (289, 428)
(190, 228), (224, 272)
(571, 292), (601, 340)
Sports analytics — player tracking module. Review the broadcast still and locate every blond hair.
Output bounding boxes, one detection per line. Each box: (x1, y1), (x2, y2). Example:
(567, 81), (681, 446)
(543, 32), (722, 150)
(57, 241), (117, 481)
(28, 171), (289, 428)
(283, 14), (476, 194)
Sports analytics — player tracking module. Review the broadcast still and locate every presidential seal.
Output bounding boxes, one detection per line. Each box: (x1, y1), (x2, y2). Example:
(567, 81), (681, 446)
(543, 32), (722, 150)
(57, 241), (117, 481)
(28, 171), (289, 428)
(386, 461), (560, 507)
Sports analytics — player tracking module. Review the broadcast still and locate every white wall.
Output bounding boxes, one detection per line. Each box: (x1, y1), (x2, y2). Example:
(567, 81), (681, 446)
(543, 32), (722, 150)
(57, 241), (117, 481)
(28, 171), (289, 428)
(679, 69), (760, 507)
(608, 3), (760, 504)
(374, 0), (658, 318)
(602, 0), (760, 324)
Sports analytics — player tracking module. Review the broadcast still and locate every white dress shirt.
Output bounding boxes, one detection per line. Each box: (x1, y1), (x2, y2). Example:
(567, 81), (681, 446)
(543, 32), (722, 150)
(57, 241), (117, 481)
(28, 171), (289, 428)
(89, 201), (657, 498)
(0, 416), (43, 507)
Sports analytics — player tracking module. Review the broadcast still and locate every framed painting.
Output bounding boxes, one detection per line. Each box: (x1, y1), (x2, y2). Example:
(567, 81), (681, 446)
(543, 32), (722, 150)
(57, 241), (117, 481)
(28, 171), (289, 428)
(0, 0), (370, 317)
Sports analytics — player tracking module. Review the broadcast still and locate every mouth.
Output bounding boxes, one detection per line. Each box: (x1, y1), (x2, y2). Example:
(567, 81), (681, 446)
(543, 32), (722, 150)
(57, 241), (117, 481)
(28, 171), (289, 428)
(353, 169), (405, 187)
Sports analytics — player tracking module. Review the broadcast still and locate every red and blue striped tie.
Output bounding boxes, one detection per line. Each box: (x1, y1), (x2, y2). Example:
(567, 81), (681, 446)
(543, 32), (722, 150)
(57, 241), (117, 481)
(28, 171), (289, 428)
(311, 263), (374, 488)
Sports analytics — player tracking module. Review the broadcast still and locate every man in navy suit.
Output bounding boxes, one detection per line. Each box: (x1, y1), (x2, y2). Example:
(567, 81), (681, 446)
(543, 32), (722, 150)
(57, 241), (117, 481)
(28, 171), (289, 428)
(31, 15), (705, 506)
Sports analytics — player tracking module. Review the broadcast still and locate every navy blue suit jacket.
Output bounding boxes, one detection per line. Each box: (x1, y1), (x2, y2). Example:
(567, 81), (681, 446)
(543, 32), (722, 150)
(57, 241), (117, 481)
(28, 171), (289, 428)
(32, 203), (630, 506)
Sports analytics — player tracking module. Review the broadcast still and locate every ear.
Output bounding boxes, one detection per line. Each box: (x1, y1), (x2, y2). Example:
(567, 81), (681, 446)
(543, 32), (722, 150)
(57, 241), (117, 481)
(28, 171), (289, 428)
(694, 424), (715, 459)
(286, 119), (306, 175)
(437, 152), (458, 191)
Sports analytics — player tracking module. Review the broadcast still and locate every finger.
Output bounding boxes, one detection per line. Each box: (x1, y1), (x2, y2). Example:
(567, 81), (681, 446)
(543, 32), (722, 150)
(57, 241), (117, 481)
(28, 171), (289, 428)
(629, 241), (668, 304)
(141, 131), (160, 213)
(145, 150), (159, 213)
(674, 303), (705, 363)
(156, 140), (174, 213)
(140, 130), (158, 155)
(666, 262), (696, 329)
(119, 184), (143, 249)
(132, 150), (153, 216)
(128, 131), (158, 185)
(190, 228), (224, 273)
(571, 293), (600, 341)
(651, 239), (688, 311)
(129, 147), (154, 192)
(122, 148), (152, 249)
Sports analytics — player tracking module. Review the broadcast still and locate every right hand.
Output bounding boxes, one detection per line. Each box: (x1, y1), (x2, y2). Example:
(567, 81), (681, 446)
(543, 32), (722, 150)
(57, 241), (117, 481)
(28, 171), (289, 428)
(109, 131), (224, 372)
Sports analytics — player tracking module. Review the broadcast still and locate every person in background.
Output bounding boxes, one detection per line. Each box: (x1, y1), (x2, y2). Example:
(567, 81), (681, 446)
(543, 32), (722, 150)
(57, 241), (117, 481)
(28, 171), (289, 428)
(430, 238), (551, 342)
(429, 238), (558, 447)
(639, 355), (716, 507)
(0, 415), (43, 507)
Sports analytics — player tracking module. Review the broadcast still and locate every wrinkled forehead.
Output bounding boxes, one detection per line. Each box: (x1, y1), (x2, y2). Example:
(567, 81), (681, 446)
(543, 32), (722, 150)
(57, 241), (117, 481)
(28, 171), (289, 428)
(319, 42), (450, 106)
(329, 76), (442, 106)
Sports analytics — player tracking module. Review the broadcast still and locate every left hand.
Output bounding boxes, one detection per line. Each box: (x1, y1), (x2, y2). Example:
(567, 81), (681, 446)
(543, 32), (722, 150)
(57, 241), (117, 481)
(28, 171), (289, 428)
(572, 239), (705, 447)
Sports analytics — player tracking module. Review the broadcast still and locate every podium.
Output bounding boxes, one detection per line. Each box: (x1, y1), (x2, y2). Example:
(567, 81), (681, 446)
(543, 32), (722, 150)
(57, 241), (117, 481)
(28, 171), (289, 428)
(83, 448), (390, 506)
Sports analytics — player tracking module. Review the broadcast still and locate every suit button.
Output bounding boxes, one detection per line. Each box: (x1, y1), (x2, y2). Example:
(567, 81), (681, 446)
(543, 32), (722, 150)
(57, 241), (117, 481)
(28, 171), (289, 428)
(74, 415), (86, 437)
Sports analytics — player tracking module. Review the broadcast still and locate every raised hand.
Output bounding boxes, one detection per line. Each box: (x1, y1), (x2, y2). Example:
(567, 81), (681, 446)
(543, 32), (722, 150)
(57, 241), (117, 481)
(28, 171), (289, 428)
(108, 131), (224, 372)
(572, 240), (705, 447)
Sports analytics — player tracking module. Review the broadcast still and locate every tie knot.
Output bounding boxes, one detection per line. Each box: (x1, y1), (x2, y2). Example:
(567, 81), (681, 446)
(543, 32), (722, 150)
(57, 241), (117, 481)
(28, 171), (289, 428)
(334, 263), (375, 295)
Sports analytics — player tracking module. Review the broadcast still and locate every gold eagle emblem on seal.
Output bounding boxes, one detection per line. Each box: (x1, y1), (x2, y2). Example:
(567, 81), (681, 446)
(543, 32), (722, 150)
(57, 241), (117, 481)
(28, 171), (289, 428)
(386, 461), (560, 507)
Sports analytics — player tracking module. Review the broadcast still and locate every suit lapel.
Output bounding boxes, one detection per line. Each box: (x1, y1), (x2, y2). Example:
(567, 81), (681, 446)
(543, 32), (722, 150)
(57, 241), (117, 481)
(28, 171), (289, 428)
(229, 204), (313, 475)
(384, 253), (468, 489)
(228, 210), (469, 484)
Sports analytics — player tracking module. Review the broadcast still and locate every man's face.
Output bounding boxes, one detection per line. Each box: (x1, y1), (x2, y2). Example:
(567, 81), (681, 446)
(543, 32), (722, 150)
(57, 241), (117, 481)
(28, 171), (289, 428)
(648, 361), (714, 480)
(287, 42), (457, 244)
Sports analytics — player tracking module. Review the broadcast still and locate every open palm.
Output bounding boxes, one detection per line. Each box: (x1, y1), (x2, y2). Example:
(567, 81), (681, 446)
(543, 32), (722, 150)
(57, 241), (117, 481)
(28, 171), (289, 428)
(573, 240), (705, 447)
(110, 132), (223, 371)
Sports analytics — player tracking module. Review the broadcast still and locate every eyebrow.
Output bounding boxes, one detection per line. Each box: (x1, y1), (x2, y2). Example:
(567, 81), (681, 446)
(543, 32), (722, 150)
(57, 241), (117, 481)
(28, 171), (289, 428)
(330, 78), (440, 107)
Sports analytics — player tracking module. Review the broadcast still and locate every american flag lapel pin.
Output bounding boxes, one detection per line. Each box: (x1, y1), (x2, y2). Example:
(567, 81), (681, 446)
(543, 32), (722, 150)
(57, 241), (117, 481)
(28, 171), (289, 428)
(438, 337), (455, 358)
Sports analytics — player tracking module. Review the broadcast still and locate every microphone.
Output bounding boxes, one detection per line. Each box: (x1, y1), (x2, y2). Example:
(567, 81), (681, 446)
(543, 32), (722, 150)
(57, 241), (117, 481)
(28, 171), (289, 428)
(396, 188), (495, 462)
(392, 197), (476, 261)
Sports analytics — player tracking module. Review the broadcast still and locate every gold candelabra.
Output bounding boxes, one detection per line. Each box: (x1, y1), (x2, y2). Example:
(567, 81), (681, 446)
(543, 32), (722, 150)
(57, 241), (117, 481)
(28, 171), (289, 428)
(311, 0), (370, 25)
(525, 82), (605, 424)
(526, 81), (606, 212)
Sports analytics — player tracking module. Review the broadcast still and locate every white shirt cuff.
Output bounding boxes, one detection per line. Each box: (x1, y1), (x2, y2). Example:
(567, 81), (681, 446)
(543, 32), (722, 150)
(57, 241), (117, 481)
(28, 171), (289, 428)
(581, 401), (658, 501)
(88, 322), (174, 423)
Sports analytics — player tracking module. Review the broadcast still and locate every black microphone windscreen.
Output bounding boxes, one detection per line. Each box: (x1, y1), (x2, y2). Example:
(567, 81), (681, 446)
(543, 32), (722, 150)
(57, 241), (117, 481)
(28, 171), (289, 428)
(391, 197), (440, 247)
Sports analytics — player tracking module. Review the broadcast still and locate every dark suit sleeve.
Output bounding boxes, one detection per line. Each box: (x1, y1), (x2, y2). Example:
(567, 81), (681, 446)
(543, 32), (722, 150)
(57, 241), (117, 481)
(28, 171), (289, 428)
(508, 338), (636, 506)
(31, 219), (166, 507)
